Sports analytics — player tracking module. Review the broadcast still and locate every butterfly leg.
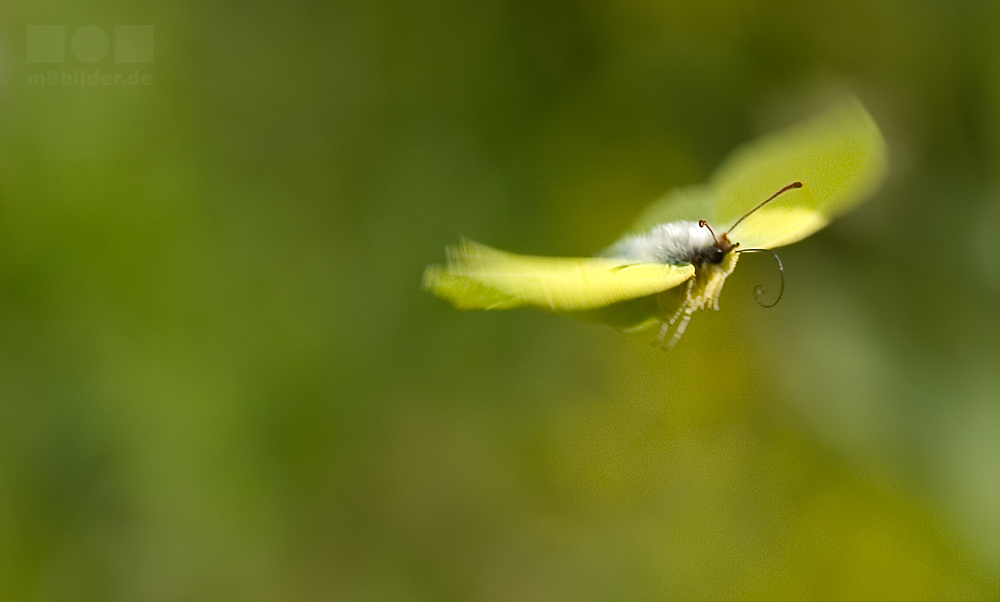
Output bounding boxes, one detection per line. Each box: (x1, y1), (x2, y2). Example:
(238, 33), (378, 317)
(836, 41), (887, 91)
(667, 310), (695, 348)
(655, 280), (694, 348)
(655, 321), (672, 346)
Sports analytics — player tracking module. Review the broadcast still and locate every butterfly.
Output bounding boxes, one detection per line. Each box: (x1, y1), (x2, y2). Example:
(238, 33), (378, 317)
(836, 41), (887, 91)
(423, 99), (887, 347)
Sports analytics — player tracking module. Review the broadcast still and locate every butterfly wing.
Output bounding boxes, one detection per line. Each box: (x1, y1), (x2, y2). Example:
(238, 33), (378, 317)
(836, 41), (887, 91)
(423, 239), (695, 312)
(710, 99), (887, 250)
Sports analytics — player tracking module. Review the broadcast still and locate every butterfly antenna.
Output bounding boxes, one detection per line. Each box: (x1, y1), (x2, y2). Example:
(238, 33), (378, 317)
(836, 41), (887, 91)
(698, 219), (719, 244)
(727, 181), (803, 235)
(736, 248), (784, 308)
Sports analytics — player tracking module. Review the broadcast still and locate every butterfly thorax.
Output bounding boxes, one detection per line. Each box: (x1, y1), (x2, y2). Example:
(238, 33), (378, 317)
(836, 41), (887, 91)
(600, 220), (742, 347)
(603, 220), (736, 266)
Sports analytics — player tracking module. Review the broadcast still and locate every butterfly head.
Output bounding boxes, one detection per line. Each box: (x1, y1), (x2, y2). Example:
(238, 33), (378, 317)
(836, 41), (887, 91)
(695, 180), (802, 306)
(695, 220), (738, 264)
(696, 180), (804, 263)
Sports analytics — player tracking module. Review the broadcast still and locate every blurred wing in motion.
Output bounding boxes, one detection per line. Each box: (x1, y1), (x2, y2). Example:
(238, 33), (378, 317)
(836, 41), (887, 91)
(710, 99), (888, 249)
(423, 239), (695, 312)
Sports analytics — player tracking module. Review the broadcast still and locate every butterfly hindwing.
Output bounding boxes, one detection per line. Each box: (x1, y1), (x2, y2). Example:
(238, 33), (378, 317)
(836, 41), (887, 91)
(423, 239), (695, 312)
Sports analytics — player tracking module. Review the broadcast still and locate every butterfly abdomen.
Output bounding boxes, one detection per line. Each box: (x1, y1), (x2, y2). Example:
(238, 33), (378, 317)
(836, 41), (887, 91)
(602, 221), (718, 265)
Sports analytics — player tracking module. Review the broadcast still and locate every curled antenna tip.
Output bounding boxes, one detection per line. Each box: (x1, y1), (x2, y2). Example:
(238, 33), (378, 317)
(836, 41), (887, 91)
(753, 285), (776, 307)
(727, 181), (805, 235)
(736, 248), (784, 308)
(698, 219), (719, 244)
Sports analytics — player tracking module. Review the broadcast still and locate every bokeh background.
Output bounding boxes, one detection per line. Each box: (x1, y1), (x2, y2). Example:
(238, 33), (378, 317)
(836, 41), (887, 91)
(1, 1), (998, 600)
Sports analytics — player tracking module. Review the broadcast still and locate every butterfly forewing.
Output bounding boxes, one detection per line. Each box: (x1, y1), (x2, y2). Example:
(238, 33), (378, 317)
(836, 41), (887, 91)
(710, 99), (887, 250)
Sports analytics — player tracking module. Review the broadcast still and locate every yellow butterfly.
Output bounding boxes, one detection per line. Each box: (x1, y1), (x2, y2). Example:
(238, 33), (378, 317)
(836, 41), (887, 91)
(423, 99), (887, 346)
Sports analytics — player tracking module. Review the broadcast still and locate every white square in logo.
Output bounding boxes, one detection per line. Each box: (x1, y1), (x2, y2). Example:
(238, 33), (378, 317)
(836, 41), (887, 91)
(115, 25), (154, 63)
(26, 25), (65, 63)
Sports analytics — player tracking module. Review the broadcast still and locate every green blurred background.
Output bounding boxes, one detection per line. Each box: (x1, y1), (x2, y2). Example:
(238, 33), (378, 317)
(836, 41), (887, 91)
(1, 1), (998, 600)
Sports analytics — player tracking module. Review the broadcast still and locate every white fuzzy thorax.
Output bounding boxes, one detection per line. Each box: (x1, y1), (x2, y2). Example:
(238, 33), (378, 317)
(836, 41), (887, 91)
(601, 221), (716, 265)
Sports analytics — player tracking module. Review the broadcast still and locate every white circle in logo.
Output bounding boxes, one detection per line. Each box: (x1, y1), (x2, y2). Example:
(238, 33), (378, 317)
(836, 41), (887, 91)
(71, 26), (110, 63)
